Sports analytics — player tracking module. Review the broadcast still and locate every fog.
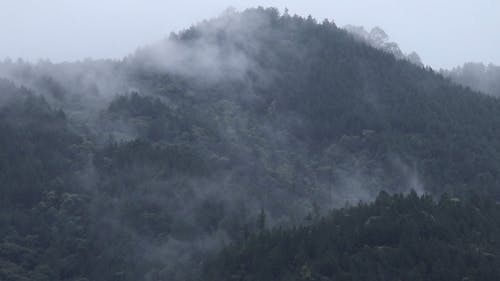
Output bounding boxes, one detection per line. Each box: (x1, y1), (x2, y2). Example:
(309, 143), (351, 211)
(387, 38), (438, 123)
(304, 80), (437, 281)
(1, 4), (497, 281)
(0, 9), (431, 279)
(442, 62), (500, 97)
(1, 0), (499, 69)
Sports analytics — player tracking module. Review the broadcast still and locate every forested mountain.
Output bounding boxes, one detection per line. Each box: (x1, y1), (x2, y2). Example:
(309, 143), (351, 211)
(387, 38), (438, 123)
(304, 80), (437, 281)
(442, 62), (500, 97)
(1, 7), (500, 281)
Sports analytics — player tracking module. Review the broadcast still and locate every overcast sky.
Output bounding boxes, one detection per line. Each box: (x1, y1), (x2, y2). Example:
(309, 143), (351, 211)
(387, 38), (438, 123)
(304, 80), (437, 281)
(0, 0), (498, 69)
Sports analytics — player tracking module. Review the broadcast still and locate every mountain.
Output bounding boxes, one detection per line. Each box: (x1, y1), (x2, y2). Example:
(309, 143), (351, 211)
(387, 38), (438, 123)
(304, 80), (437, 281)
(1, 7), (500, 281)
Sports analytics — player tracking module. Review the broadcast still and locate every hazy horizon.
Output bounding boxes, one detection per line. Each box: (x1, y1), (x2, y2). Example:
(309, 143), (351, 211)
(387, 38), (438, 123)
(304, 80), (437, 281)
(1, 0), (499, 69)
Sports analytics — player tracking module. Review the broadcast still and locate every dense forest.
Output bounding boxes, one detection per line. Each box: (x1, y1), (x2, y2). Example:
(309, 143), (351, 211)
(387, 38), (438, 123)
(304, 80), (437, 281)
(204, 192), (500, 281)
(1, 7), (500, 281)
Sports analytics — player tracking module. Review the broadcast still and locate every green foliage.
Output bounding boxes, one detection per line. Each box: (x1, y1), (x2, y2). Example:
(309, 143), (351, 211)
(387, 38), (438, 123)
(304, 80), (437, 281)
(203, 192), (500, 281)
(0, 87), (85, 208)
(2, 7), (500, 281)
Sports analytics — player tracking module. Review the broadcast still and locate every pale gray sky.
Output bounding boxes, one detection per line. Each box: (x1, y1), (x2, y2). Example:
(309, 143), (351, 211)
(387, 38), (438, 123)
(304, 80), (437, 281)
(0, 0), (498, 69)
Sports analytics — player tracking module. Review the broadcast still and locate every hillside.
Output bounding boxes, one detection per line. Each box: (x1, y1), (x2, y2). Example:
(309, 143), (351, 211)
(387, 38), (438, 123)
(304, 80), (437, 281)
(1, 7), (500, 281)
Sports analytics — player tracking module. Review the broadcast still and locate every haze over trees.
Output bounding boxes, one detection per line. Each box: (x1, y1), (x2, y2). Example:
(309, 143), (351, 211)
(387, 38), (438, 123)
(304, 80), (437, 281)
(0, 7), (500, 281)
(343, 25), (423, 66)
(442, 62), (500, 97)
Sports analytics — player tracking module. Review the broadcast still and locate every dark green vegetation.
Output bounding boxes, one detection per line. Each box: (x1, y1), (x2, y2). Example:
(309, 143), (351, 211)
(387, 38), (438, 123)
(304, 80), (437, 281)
(1, 7), (500, 281)
(205, 192), (500, 281)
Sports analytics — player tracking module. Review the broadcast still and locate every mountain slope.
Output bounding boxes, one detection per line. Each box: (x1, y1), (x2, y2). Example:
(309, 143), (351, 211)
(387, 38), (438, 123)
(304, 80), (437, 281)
(1, 7), (500, 281)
